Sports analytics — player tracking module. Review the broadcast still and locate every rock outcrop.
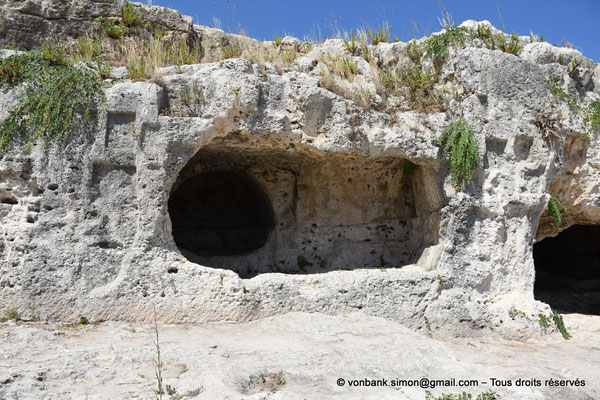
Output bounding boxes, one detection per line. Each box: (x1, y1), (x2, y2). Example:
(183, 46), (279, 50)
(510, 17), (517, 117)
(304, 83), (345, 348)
(0, 1), (599, 338)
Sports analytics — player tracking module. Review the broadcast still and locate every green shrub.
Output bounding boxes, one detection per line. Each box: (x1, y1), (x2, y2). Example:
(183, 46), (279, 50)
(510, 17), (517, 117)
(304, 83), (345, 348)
(97, 17), (126, 39)
(40, 39), (66, 65)
(437, 118), (479, 187)
(367, 23), (390, 45)
(74, 36), (103, 63)
(547, 194), (565, 228)
(122, 1), (142, 27)
(273, 34), (283, 47)
(469, 24), (522, 55)
(583, 101), (600, 136)
(423, 26), (469, 69)
(127, 54), (151, 80)
(539, 313), (551, 329)
(0, 51), (105, 154)
(0, 307), (20, 322)
(174, 39), (200, 66)
(550, 81), (600, 139)
(552, 310), (572, 340)
(402, 64), (444, 111)
(497, 32), (522, 55)
(343, 30), (360, 55)
(221, 39), (243, 59)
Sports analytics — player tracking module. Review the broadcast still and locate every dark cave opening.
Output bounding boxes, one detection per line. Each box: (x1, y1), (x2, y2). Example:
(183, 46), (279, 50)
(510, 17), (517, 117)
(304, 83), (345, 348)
(168, 170), (275, 257)
(534, 224), (600, 315)
(166, 136), (444, 278)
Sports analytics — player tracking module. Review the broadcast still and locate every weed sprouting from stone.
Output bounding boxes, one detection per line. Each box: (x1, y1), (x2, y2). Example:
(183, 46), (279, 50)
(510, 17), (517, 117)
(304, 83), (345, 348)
(552, 310), (572, 340)
(0, 47), (105, 154)
(153, 306), (165, 399)
(437, 118), (479, 187)
(547, 194), (565, 228)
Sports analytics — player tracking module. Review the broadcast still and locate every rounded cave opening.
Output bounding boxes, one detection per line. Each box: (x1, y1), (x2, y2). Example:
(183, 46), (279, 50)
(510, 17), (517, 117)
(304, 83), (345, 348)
(168, 170), (275, 257)
(534, 224), (600, 315)
(167, 136), (443, 278)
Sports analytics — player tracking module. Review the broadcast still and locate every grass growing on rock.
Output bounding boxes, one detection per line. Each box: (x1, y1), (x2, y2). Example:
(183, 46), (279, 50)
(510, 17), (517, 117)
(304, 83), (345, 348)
(0, 45), (106, 154)
(549, 80), (600, 139)
(547, 194), (565, 228)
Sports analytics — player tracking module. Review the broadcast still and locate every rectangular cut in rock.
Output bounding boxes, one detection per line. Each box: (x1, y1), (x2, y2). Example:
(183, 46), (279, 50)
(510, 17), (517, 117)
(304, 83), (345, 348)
(90, 163), (138, 247)
(105, 112), (137, 165)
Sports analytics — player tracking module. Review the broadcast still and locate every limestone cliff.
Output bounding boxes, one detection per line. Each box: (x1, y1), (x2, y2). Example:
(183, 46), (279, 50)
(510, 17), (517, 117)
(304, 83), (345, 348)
(0, 0), (599, 338)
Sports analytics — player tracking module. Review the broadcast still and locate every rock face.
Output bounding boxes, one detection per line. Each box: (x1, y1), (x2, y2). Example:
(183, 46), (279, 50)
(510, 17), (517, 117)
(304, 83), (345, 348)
(0, 1), (599, 337)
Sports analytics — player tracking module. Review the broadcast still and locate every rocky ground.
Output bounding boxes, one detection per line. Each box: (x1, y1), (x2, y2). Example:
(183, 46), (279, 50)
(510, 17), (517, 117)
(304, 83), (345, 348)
(0, 312), (598, 400)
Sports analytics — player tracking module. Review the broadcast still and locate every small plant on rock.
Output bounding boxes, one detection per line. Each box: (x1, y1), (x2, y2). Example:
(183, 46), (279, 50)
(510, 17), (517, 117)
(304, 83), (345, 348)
(343, 30), (360, 55)
(552, 310), (572, 340)
(538, 314), (550, 329)
(437, 118), (479, 187)
(153, 307), (165, 399)
(122, 1), (142, 27)
(0, 49), (106, 154)
(423, 26), (469, 70)
(74, 36), (103, 63)
(97, 16), (126, 39)
(221, 39), (243, 59)
(547, 194), (565, 228)
(367, 23), (390, 45)
(273, 34), (283, 47)
(0, 307), (20, 322)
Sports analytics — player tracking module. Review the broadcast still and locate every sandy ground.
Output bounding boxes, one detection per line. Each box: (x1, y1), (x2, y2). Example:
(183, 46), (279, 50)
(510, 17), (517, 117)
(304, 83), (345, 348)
(0, 312), (598, 400)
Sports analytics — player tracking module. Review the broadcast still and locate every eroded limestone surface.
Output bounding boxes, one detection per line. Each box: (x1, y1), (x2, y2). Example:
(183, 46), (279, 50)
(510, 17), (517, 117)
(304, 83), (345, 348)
(0, 1), (599, 338)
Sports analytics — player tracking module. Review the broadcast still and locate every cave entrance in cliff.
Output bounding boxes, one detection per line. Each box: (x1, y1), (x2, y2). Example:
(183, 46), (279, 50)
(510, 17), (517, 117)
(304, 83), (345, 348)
(533, 225), (600, 315)
(168, 170), (275, 257)
(168, 135), (444, 278)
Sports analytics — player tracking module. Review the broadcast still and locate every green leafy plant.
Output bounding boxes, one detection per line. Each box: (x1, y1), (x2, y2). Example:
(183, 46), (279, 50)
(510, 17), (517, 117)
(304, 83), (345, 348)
(273, 34), (283, 47)
(552, 310), (572, 340)
(423, 26), (469, 69)
(424, 316), (432, 335)
(343, 30), (360, 55)
(469, 24), (522, 55)
(152, 25), (167, 40)
(568, 57), (582, 77)
(122, 1), (142, 27)
(74, 36), (103, 63)
(97, 17), (126, 39)
(583, 101), (600, 136)
(437, 118), (479, 187)
(174, 39), (200, 66)
(179, 82), (205, 117)
(367, 23), (390, 45)
(538, 313), (550, 329)
(0, 50), (106, 155)
(497, 32), (522, 55)
(40, 39), (66, 65)
(339, 56), (358, 78)
(0, 307), (20, 322)
(79, 316), (89, 325)
(550, 81), (600, 139)
(547, 194), (565, 228)
(221, 39), (243, 59)
(127, 54), (151, 80)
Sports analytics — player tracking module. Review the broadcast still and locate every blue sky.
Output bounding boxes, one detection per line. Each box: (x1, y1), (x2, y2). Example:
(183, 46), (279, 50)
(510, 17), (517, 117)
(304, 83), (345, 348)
(151, 0), (599, 62)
